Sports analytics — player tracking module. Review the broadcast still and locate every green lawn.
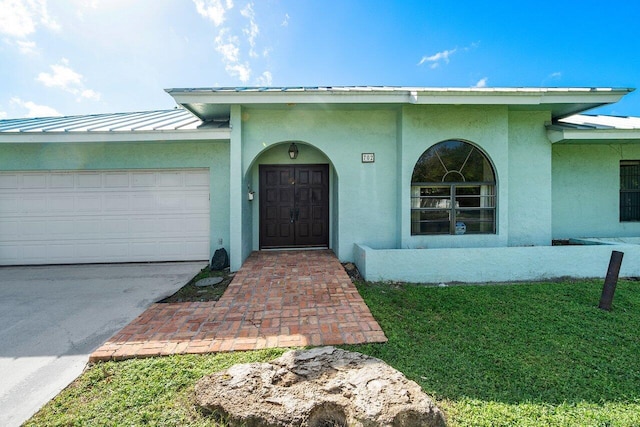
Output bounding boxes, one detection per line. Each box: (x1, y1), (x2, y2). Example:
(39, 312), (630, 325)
(26, 280), (640, 426)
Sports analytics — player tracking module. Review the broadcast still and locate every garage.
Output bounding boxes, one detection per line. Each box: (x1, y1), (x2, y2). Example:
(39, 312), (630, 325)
(0, 169), (210, 265)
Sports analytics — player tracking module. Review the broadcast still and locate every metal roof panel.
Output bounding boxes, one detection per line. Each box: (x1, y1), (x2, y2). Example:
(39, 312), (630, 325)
(0, 109), (206, 133)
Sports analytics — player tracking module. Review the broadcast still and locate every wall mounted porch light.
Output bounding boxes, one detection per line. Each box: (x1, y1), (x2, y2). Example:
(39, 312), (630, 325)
(288, 142), (299, 159)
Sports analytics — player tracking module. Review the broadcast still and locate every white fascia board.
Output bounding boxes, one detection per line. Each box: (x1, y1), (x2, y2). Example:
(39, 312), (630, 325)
(411, 89), (630, 106)
(547, 127), (640, 144)
(169, 91), (412, 105)
(0, 129), (230, 144)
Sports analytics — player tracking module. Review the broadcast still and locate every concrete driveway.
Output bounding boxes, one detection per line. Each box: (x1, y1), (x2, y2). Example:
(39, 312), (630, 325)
(0, 261), (207, 427)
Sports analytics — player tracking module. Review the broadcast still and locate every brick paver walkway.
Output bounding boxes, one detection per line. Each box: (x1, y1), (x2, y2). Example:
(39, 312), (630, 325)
(90, 250), (387, 361)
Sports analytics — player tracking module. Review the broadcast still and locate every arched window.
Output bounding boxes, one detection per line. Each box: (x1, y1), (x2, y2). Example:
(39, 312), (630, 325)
(411, 140), (496, 235)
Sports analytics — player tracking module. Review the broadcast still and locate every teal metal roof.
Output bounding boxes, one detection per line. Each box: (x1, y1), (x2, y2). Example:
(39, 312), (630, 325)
(558, 114), (640, 130)
(0, 109), (210, 133)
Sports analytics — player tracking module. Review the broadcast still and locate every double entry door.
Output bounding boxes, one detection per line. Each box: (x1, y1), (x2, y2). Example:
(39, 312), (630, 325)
(259, 164), (329, 249)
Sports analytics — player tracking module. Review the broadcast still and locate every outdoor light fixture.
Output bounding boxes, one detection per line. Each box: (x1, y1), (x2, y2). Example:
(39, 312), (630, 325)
(288, 143), (299, 159)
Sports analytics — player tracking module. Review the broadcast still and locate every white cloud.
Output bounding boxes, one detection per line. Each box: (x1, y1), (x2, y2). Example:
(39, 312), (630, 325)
(255, 71), (272, 86)
(549, 71), (562, 79)
(474, 77), (488, 88)
(196, 0), (274, 84)
(16, 39), (37, 54)
(10, 97), (61, 117)
(0, 0), (60, 38)
(214, 29), (240, 63)
(281, 13), (289, 27)
(418, 48), (457, 69)
(0, 110), (7, 119)
(37, 58), (83, 88)
(418, 42), (479, 69)
(226, 62), (251, 83)
(36, 58), (101, 101)
(241, 2), (259, 57)
(80, 88), (101, 100)
(193, 0), (234, 27)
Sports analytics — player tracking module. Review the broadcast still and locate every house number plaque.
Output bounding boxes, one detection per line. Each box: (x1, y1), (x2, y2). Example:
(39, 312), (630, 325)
(361, 153), (375, 163)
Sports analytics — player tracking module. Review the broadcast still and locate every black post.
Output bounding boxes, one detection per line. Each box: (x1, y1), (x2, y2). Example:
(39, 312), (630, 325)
(599, 251), (624, 311)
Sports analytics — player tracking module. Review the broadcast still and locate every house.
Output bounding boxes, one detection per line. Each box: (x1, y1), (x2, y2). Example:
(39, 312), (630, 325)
(2, 86), (640, 283)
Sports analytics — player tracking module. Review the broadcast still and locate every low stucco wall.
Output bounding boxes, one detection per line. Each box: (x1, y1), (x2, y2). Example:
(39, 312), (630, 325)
(354, 243), (640, 283)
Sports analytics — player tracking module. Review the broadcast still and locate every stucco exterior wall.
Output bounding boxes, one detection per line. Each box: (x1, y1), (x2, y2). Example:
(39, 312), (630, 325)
(355, 243), (640, 283)
(0, 141), (231, 260)
(237, 105), (558, 264)
(552, 143), (640, 238)
(399, 105), (510, 249)
(240, 107), (398, 262)
(507, 111), (553, 246)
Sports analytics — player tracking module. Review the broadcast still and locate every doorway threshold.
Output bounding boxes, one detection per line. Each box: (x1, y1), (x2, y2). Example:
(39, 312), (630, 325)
(261, 246), (329, 252)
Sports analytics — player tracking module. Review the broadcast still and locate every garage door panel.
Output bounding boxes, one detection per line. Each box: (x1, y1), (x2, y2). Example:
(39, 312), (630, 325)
(185, 170), (209, 186)
(77, 173), (101, 188)
(50, 196), (75, 212)
(132, 172), (155, 187)
(185, 194), (209, 210)
(50, 173), (74, 188)
(104, 172), (129, 187)
(22, 220), (48, 235)
(0, 169), (210, 265)
(158, 172), (183, 187)
(0, 174), (18, 188)
(104, 194), (130, 211)
(102, 218), (130, 234)
(22, 174), (47, 188)
(157, 195), (185, 210)
(0, 197), (18, 213)
(0, 220), (19, 236)
(131, 195), (154, 211)
(49, 244), (79, 260)
(22, 196), (47, 212)
(77, 196), (102, 212)
(48, 220), (76, 234)
(184, 216), (209, 233)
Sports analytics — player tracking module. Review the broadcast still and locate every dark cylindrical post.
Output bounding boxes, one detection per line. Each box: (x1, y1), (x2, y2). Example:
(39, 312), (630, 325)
(599, 251), (624, 311)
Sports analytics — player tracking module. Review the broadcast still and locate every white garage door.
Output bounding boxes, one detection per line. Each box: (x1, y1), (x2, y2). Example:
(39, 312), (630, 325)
(0, 169), (210, 265)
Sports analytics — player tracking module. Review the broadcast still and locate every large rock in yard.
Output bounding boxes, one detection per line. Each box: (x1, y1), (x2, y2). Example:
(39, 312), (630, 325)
(195, 346), (446, 427)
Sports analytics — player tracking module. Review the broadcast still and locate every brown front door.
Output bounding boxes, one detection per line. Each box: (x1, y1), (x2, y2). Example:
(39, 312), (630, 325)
(260, 164), (329, 249)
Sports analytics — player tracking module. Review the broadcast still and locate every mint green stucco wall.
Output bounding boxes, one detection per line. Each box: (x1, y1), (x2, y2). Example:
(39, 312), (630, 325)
(553, 143), (640, 238)
(507, 111), (553, 246)
(400, 105), (510, 249)
(0, 141), (231, 260)
(232, 105), (559, 264)
(239, 107), (398, 262)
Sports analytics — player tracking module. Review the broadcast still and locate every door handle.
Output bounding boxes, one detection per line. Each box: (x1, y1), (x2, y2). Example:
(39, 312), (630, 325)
(290, 208), (295, 223)
(294, 208), (300, 221)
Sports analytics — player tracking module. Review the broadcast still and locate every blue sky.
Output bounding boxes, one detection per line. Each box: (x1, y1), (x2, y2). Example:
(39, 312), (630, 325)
(1, 0), (639, 119)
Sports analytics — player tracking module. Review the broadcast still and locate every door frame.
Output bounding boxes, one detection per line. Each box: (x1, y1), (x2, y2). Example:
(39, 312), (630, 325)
(258, 164), (330, 249)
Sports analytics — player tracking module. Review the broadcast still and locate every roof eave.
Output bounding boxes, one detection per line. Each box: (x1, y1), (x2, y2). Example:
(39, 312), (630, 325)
(546, 126), (640, 144)
(0, 129), (231, 144)
(166, 87), (634, 121)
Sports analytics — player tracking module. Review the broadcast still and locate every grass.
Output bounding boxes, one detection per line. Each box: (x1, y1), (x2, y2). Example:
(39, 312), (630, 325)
(344, 279), (640, 426)
(26, 279), (640, 426)
(158, 266), (232, 303)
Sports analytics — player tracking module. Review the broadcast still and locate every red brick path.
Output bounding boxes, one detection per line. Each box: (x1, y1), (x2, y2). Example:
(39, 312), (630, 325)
(89, 250), (387, 361)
